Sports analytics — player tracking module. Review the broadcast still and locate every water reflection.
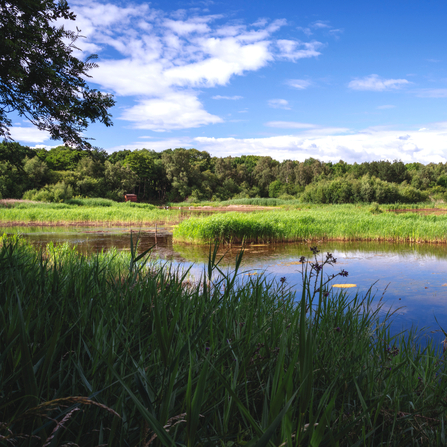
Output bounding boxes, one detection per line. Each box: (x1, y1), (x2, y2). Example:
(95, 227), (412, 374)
(2, 225), (447, 347)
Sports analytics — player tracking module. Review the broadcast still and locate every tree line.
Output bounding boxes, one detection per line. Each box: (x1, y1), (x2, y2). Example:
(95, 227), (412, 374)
(1, 141), (445, 204)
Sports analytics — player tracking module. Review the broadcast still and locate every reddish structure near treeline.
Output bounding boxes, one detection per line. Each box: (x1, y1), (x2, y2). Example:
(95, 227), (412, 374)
(124, 194), (137, 202)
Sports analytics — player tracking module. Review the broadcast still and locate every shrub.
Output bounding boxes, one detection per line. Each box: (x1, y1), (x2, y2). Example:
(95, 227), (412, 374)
(24, 181), (74, 202)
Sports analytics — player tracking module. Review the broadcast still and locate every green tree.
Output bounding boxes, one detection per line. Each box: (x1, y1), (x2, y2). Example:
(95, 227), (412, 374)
(0, 141), (34, 171)
(0, 0), (115, 147)
(252, 156), (279, 196)
(23, 156), (49, 188)
(161, 149), (203, 201)
(123, 150), (155, 199)
(41, 146), (88, 171)
(104, 161), (137, 201)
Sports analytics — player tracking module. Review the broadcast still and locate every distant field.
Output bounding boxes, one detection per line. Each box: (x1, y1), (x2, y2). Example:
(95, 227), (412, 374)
(173, 204), (447, 244)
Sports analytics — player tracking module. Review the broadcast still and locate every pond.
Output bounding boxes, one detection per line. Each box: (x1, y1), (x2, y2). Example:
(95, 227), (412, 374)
(2, 225), (447, 348)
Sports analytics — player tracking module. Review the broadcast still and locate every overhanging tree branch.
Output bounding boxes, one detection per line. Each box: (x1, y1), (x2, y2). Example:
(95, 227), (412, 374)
(0, 0), (115, 149)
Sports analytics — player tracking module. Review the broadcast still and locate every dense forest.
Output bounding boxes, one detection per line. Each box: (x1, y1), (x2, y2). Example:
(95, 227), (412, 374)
(1, 141), (445, 204)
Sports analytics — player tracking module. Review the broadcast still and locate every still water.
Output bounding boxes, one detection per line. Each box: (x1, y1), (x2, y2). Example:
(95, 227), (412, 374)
(3, 225), (447, 348)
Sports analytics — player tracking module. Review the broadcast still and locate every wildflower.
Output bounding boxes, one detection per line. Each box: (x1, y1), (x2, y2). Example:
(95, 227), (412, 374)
(335, 327), (341, 332)
(280, 277), (286, 284)
(205, 347), (210, 352)
(310, 246), (320, 255)
(311, 262), (322, 272)
(340, 270), (349, 277)
(323, 291), (329, 297)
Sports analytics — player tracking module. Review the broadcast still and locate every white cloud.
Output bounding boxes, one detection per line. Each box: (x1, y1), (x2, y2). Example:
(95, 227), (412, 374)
(377, 104), (396, 109)
(190, 127), (447, 162)
(311, 20), (330, 29)
(63, 3), (323, 132)
(103, 122), (447, 164)
(286, 79), (312, 89)
(107, 137), (195, 153)
(276, 40), (322, 61)
(120, 92), (223, 131)
(268, 99), (291, 109)
(265, 121), (316, 129)
(212, 95), (243, 100)
(9, 127), (50, 143)
(348, 74), (410, 91)
(297, 20), (342, 37)
(296, 26), (312, 36)
(416, 89), (447, 98)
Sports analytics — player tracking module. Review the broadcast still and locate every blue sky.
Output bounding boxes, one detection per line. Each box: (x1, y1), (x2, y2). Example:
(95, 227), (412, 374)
(10, 0), (447, 162)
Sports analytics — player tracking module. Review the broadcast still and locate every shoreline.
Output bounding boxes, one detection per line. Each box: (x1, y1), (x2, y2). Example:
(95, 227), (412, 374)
(0, 220), (176, 227)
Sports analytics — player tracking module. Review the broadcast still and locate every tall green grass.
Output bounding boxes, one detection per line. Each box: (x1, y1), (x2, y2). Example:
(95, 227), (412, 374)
(1, 236), (447, 445)
(0, 199), (179, 224)
(173, 206), (447, 243)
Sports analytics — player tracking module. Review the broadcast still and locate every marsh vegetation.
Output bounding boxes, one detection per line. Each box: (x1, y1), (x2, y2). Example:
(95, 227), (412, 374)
(1, 236), (447, 445)
(173, 205), (447, 244)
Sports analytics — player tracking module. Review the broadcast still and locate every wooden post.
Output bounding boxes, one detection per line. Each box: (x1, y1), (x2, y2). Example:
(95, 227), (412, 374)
(155, 223), (157, 246)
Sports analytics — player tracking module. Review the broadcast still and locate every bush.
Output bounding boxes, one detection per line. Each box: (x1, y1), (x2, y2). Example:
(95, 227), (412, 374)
(23, 181), (74, 202)
(301, 176), (429, 204)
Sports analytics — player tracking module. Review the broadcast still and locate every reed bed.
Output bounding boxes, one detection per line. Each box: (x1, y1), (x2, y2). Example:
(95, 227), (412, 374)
(169, 198), (302, 207)
(0, 200), (180, 225)
(173, 206), (447, 244)
(1, 235), (447, 445)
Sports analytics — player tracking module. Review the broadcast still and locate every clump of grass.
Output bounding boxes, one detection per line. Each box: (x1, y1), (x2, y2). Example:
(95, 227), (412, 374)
(1, 236), (446, 445)
(173, 206), (447, 244)
(368, 201), (383, 214)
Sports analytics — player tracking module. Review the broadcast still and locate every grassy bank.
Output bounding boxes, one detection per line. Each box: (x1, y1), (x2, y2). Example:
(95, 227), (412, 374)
(173, 205), (447, 244)
(1, 236), (447, 445)
(0, 198), (180, 225)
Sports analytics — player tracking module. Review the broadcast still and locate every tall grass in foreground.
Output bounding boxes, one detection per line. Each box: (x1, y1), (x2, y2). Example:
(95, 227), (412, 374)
(1, 236), (447, 446)
(173, 206), (447, 244)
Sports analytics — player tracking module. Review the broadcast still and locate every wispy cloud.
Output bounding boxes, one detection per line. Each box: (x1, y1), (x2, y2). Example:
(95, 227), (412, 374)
(268, 99), (291, 109)
(348, 74), (410, 91)
(276, 40), (322, 61)
(296, 26), (312, 36)
(265, 121), (316, 129)
(64, 1), (323, 132)
(311, 20), (330, 29)
(297, 20), (342, 38)
(377, 104), (396, 109)
(212, 95), (243, 100)
(286, 79), (312, 90)
(416, 89), (447, 98)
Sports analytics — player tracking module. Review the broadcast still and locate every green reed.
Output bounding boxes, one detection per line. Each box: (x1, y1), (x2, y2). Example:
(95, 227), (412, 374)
(173, 205), (447, 244)
(170, 198), (302, 207)
(1, 236), (446, 446)
(0, 200), (179, 224)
